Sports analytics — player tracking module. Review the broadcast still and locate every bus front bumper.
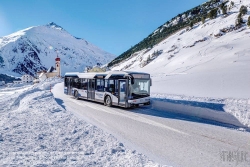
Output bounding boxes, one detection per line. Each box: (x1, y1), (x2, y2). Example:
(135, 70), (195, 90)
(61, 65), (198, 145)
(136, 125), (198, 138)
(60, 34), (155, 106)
(128, 97), (150, 105)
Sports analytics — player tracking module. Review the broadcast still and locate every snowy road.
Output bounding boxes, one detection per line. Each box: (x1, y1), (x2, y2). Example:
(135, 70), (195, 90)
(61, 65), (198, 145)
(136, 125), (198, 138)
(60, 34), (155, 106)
(52, 83), (250, 167)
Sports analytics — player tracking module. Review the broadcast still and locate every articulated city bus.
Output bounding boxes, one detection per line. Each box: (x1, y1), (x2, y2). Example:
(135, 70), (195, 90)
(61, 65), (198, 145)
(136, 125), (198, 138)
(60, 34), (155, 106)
(64, 71), (151, 108)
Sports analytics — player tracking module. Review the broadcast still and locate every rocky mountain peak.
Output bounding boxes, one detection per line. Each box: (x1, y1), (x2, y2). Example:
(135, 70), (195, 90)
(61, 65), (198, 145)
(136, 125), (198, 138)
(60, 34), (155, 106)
(46, 22), (64, 31)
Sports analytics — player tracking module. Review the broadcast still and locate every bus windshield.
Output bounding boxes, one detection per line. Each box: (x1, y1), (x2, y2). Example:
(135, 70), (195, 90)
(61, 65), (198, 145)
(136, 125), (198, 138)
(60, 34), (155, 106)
(130, 79), (150, 96)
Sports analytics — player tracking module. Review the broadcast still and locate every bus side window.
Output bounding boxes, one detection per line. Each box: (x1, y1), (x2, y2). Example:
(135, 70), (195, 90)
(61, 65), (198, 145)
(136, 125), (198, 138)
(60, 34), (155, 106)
(73, 78), (80, 89)
(104, 80), (108, 91)
(77, 79), (81, 89)
(64, 78), (68, 87)
(70, 79), (73, 86)
(115, 80), (118, 92)
(81, 79), (87, 90)
(109, 84), (114, 92)
(92, 80), (95, 90)
(105, 80), (114, 92)
(96, 79), (104, 92)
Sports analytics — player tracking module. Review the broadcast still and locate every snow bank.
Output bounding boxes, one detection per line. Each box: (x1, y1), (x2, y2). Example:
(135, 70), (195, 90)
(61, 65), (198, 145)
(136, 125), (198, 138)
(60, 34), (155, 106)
(0, 84), (31, 92)
(151, 93), (250, 128)
(223, 98), (250, 128)
(0, 78), (165, 166)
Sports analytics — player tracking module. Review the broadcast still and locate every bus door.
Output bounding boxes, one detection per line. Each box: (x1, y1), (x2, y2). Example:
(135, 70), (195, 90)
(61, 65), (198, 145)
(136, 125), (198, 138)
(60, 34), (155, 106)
(87, 79), (95, 99)
(118, 80), (126, 106)
(68, 78), (73, 95)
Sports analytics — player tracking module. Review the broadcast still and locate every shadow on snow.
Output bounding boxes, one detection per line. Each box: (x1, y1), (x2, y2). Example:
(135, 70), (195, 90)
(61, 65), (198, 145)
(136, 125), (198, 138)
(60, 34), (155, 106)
(151, 98), (225, 112)
(54, 98), (66, 110)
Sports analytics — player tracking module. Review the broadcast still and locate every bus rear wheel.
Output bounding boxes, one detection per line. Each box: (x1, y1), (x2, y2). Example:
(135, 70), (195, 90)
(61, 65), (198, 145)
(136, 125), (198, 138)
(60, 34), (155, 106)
(74, 90), (79, 100)
(105, 96), (112, 107)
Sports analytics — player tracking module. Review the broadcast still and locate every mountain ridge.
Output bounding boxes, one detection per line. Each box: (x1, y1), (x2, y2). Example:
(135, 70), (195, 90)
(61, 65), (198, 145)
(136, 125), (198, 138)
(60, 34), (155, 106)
(0, 22), (115, 77)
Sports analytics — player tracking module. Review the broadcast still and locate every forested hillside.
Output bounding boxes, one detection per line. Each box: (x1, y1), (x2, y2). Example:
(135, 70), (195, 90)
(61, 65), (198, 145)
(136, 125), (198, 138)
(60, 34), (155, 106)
(108, 0), (230, 67)
(0, 74), (21, 83)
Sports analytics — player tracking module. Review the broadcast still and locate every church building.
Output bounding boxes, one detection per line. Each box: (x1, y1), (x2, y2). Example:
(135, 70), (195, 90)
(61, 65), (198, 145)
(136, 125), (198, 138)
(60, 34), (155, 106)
(38, 56), (61, 82)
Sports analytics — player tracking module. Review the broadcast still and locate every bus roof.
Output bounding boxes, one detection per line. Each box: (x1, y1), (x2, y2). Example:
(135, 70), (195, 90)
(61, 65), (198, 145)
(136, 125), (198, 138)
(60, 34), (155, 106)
(64, 71), (150, 79)
(64, 72), (80, 77)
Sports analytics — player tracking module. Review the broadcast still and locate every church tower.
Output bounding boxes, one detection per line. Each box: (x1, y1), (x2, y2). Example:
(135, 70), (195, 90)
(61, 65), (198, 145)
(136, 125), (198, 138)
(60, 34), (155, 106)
(55, 55), (61, 77)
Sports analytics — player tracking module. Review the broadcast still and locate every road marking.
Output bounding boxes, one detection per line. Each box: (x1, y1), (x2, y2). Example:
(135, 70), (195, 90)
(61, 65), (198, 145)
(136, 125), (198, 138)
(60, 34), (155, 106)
(68, 98), (190, 136)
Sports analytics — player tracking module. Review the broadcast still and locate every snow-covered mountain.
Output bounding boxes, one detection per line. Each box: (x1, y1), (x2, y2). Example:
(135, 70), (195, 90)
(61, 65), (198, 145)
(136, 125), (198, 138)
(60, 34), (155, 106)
(112, 0), (250, 99)
(0, 22), (116, 77)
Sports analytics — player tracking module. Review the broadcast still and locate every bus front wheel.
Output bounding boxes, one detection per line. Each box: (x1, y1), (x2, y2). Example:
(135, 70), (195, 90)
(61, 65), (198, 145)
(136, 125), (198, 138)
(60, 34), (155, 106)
(105, 96), (112, 107)
(74, 90), (79, 100)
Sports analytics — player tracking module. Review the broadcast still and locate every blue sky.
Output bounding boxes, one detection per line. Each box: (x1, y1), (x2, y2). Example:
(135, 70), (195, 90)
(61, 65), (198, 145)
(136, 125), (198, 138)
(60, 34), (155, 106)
(0, 0), (206, 56)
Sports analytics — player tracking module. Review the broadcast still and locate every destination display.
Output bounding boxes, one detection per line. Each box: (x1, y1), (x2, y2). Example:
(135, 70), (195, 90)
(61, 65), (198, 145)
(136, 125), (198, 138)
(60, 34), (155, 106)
(132, 74), (150, 79)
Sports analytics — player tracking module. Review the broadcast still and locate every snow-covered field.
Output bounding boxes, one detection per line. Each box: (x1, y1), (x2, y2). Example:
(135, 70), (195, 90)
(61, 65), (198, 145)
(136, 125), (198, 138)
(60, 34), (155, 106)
(112, 0), (250, 127)
(0, 78), (164, 166)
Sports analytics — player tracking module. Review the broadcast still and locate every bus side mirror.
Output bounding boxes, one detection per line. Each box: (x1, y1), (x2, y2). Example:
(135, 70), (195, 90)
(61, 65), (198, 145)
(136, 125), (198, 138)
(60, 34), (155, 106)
(131, 78), (134, 85)
(150, 78), (152, 86)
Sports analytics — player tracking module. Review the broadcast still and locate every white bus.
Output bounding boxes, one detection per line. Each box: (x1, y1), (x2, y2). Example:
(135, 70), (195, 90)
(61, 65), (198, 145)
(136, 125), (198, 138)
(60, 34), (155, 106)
(64, 71), (151, 108)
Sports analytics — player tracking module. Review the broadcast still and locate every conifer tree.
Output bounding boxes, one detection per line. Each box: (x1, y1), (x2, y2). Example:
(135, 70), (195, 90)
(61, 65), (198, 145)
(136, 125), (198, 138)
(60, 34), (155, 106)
(247, 16), (250, 27)
(230, 1), (234, 7)
(222, 5), (227, 15)
(229, 1), (234, 10)
(202, 17), (206, 24)
(190, 21), (194, 28)
(235, 13), (243, 28)
(240, 5), (248, 15)
(147, 55), (150, 63)
(208, 8), (218, 19)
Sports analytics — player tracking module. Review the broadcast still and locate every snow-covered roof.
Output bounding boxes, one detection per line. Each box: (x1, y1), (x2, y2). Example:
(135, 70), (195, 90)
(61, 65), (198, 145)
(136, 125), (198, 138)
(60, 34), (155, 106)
(47, 66), (55, 73)
(37, 70), (47, 73)
(39, 72), (46, 78)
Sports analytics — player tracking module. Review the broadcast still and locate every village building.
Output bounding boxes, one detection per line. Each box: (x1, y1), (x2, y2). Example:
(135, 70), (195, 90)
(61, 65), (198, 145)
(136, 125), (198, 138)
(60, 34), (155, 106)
(0, 81), (5, 86)
(6, 83), (13, 87)
(84, 66), (106, 73)
(22, 74), (34, 83)
(13, 80), (23, 84)
(46, 66), (58, 78)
